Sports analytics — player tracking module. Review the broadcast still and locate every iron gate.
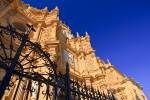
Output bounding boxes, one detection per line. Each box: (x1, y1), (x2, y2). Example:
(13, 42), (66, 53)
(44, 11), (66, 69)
(0, 25), (115, 100)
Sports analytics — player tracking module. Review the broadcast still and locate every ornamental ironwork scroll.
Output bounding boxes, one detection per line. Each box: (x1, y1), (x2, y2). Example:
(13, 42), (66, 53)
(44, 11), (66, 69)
(0, 25), (115, 100)
(0, 25), (57, 100)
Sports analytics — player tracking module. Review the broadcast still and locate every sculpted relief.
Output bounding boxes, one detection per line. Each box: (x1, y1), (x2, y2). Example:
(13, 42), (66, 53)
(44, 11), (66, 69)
(0, 0), (147, 99)
(0, 0), (10, 11)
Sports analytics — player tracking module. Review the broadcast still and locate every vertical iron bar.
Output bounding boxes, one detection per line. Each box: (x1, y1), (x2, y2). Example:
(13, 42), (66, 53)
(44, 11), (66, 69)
(77, 82), (81, 100)
(0, 25), (34, 99)
(54, 70), (57, 100)
(46, 85), (49, 100)
(13, 77), (22, 100)
(36, 82), (41, 100)
(54, 86), (57, 100)
(65, 63), (71, 100)
(0, 36), (8, 59)
(10, 31), (13, 59)
(25, 80), (32, 100)
(0, 35), (28, 99)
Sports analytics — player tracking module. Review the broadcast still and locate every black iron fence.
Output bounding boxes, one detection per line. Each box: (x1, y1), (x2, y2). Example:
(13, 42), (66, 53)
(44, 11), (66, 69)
(0, 25), (115, 100)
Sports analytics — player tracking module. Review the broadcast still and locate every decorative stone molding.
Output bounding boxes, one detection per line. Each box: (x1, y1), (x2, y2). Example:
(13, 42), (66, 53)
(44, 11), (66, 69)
(0, 0), (147, 99)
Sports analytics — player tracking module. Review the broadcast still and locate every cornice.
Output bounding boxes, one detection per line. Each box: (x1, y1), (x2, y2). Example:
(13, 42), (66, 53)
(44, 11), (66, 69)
(12, 0), (59, 25)
(65, 44), (95, 56)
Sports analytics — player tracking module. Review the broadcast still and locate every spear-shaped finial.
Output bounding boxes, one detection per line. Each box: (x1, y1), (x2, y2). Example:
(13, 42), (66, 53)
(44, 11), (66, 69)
(25, 24), (35, 35)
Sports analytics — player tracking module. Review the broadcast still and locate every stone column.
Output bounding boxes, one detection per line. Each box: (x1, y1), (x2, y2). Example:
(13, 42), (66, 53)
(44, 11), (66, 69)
(33, 23), (42, 42)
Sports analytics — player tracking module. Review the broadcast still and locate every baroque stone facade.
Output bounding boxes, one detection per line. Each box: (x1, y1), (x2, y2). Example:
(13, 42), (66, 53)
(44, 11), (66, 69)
(0, 0), (147, 100)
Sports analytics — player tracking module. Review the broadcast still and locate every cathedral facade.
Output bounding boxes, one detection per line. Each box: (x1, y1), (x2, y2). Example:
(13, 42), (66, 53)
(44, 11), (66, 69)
(0, 0), (147, 100)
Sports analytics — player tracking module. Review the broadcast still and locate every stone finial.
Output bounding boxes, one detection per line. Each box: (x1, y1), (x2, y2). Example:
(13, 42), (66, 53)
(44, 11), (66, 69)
(76, 32), (80, 38)
(85, 32), (89, 37)
(55, 6), (59, 10)
(85, 32), (90, 40)
(107, 58), (112, 65)
(53, 6), (59, 13)
(71, 34), (74, 38)
(43, 6), (48, 12)
(49, 6), (59, 17)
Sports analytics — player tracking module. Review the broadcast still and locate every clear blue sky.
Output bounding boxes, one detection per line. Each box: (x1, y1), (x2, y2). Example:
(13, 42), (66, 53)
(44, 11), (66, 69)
(22, 0), (150, 98)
